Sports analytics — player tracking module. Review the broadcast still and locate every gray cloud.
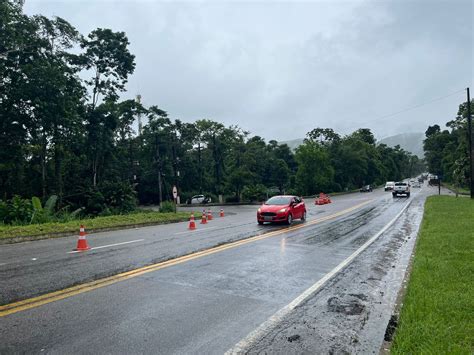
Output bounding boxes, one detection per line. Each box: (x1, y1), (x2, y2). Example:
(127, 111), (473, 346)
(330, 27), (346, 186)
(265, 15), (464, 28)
(24, 0), (472, 141)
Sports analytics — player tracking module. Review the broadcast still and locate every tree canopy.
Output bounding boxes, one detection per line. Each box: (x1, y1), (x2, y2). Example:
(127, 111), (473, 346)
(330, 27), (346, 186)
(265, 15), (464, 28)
(1, 1), (428, 219)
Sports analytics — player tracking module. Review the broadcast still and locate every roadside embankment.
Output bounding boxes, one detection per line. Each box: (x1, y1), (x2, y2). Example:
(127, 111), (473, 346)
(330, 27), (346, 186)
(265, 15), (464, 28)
(392, 195), (473, 353)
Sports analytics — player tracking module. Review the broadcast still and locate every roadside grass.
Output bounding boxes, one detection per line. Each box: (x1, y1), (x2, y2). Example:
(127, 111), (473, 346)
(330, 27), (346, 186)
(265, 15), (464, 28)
(442, 182), (470, 195)
(391, 196), (474, 354)
(0, 210), (201, 241)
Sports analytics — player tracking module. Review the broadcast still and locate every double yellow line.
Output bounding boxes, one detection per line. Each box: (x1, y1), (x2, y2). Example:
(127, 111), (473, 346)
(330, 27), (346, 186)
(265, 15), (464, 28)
(0, 199), (373, 317)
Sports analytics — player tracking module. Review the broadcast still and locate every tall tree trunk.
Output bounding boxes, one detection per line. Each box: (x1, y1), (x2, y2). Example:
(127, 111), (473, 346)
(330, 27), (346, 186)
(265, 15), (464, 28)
(92, 154), (98, 187)
(53, 124), (63, 203)
(41, 133), (47, 198)
(156, 135), (163, 206)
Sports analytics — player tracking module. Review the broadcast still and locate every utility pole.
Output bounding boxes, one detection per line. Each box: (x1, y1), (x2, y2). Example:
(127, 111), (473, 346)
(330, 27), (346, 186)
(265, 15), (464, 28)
(136, 94), (143, 136)
(198, 142), (202, 194)
(155, 135), (163, 207)
(467, 88), (473, 198)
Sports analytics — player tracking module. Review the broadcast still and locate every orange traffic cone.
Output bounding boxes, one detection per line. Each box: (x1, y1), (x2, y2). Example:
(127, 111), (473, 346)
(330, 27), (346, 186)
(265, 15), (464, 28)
(220, 208), (224, 217)
(75, 225), (91, 251)
(207, 209), (213, 220)
(188, 213), (196, 230)
(200, 210), (207, 224)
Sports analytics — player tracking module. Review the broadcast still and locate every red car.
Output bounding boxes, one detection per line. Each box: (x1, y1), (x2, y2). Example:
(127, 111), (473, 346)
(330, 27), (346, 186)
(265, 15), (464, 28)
(257, 195), (306, 225)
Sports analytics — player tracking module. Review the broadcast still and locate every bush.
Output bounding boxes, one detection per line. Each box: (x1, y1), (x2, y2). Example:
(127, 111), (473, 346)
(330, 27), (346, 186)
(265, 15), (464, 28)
(284, 188), (300, 196)
(70, 182), (138, 216)
(100, 181), (137, 213)
(242, 184), (268, 202)
(225, 195), (240, 203)
(0, 196), (33, 225)
(160, 201), (175, 213)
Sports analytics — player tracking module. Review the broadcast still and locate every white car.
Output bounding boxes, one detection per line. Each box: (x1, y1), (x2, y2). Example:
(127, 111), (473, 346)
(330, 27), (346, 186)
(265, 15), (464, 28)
(392, 182), (410, 198)
(384, 181), (395, 191)
(189, 195), (211, 204)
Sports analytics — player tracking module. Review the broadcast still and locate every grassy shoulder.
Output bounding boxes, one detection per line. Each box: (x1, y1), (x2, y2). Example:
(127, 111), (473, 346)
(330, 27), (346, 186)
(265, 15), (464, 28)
(392, 196), (473, 353)
(442, 182), (470, 195)
(0, 210), (200, 242)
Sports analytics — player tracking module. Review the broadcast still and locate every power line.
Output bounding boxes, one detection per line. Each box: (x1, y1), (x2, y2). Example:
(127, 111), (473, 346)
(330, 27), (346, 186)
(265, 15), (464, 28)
(348, 88), (466, 128)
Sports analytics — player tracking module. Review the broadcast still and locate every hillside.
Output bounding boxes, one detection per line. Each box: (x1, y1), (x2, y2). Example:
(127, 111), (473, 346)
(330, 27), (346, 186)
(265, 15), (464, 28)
(379, 133), (424, 158)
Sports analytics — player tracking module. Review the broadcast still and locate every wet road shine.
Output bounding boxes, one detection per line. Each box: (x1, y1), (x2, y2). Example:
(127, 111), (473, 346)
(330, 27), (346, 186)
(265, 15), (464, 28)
(0, 187), (442, 353)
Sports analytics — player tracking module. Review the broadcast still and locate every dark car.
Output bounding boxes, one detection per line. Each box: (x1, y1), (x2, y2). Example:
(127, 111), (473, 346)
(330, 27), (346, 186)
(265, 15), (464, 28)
(360, 185), (373, 192)
(257, 195), (306, 225)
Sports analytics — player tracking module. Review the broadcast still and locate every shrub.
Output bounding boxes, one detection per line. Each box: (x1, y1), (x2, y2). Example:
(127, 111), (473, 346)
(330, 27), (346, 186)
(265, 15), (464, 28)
(225, 195), (240, 203)
(0, 196), (33, 225)
(242, 184), (268, 202)
(100, 181), (137, 213)
(160, 201), (175, 213)
(72, 182), (138, 216)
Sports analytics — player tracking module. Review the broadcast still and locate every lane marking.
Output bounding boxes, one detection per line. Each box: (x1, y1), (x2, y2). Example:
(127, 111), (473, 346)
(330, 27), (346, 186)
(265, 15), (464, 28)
(67, 239), (145, 254)
(0, 263), (7, 266)
(226, 198), (413, 354)
(0, 199), (373, 317)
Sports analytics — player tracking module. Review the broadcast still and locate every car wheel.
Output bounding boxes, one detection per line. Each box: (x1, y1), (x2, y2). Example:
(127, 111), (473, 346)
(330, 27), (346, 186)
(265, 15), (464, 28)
(301, 211), (306, 222)
(407, 193), (410, 198)
(392, 193), (396, 198)
(286, 214), (293, 225)
(258, 221), (263, 225)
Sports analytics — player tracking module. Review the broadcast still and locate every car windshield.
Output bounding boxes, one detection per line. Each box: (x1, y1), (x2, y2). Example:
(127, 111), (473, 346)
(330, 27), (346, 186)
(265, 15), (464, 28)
(395, 182), (407, 186)
(265, 196), (292, 205)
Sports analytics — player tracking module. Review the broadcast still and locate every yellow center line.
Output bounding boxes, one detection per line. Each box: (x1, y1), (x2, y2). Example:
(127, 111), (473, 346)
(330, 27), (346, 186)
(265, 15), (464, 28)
(0, 199), (373, 317)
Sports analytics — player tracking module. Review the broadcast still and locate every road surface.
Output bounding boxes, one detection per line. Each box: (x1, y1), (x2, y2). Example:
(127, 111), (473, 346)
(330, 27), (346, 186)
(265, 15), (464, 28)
(0, 184), (449, 353)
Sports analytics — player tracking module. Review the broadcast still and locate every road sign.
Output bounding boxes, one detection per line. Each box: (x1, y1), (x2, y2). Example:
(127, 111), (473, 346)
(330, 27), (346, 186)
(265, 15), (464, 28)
(172, 185), (178, 199)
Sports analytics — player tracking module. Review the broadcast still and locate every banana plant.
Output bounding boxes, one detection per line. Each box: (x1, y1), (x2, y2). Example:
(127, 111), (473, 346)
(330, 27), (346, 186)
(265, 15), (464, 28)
(30, 195), (57, 224)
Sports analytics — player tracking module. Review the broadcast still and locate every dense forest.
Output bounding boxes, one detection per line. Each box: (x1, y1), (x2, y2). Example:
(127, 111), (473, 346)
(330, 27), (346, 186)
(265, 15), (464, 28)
(423, 100), (473, 188)
(1, 0), (425, 222)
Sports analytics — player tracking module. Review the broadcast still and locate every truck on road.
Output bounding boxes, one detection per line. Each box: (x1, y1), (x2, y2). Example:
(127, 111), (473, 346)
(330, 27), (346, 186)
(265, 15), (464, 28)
(392, 181), (410, 198)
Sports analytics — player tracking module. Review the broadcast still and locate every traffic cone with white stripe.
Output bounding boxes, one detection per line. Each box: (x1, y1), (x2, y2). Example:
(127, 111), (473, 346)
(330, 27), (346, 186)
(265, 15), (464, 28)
(200, 210), (207, 224)
(188, 213), (196, 230)
(207, 209), (213, 220)
(220, 209), (224, 217)
(75, 225), (91, 251)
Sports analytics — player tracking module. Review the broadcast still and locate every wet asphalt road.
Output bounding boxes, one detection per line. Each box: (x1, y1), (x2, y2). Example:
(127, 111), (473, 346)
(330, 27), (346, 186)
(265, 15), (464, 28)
(0, 185), (447, 353)
(1, 191), (377, 305)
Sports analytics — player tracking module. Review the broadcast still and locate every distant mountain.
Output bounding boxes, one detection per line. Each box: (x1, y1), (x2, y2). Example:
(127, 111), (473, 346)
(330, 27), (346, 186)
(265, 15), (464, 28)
(279, 138), (304, 150)
(280, 132), (425, 158)
(379, 133), (424, 158)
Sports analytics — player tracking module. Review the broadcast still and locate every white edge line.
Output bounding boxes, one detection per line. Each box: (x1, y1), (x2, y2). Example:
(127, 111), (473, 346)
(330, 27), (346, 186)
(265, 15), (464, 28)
(226, 198), (413, 354)
(67, 239), (145, 254)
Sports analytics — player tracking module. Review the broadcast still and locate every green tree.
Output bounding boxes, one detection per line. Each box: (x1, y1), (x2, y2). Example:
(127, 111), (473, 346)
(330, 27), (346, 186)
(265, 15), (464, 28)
(295, 140), (334, 195)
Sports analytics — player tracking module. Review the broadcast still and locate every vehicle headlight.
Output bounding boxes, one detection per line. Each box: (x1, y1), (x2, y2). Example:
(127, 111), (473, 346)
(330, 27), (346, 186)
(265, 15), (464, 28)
(257, 208), (261, 213)
(278, 208), (287, 213)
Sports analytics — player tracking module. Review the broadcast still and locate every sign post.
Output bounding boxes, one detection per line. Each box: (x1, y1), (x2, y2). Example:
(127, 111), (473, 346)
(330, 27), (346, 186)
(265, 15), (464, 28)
(172, 185), (178, 213)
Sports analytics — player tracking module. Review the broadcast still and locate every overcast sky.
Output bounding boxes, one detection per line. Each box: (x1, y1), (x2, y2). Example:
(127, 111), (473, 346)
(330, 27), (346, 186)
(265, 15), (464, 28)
(24, 0), (473, 142)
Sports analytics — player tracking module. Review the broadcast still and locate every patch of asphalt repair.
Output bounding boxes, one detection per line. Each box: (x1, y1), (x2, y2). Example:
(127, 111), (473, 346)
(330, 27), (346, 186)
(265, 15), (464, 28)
(236, 195), (424, 354)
